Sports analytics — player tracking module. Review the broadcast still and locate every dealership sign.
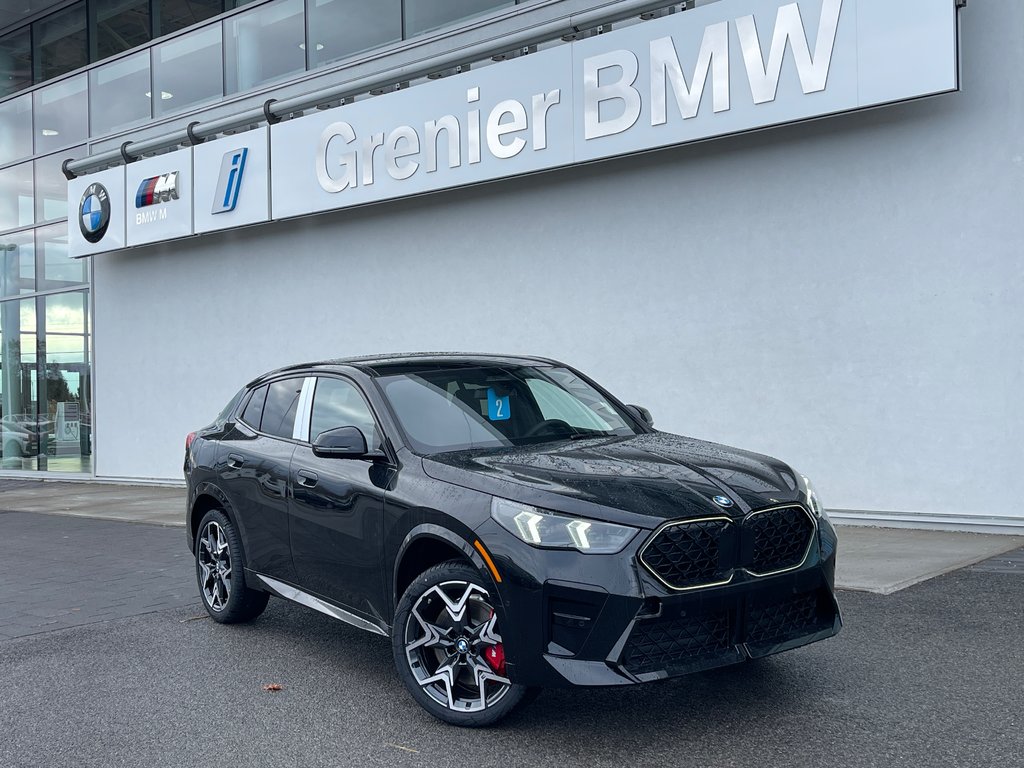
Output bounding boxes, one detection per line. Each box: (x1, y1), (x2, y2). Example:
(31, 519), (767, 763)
(68, 0), (958, 257)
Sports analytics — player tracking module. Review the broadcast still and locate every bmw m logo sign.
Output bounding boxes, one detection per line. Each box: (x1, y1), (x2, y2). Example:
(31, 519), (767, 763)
(135, 171), (179, 208)
(78, 183), (110, 244)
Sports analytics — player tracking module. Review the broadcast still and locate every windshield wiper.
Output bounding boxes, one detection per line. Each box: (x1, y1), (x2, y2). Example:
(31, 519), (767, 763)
(569, 429), (615, 440)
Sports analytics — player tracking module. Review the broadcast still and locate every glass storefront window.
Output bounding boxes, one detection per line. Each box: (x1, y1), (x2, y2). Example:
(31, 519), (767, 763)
(224, 0), (304, 94)
(404, 0), (514, 38)
(89, 51), (151, 135)
(37, 222), (86, 290)
(33, 74), (88, 154)
(0, 296), (39, 469)
(0, 27), (32, 99)
(94, 0), (152, 60)
(0, 229), (34, 297)
(33, 3), (89, 83)
(35, 151), (74, 223)
(0, 162), (33, 232)
(306, 0), (401, 69)
(41, 290), (91, 473)
(159, 0), (223, 36)
(0, 93), (32, 166)
(153, 25), (223, 117)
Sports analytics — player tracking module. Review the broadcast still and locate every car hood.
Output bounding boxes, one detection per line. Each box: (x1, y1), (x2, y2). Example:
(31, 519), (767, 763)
(421, 432), (803, 529)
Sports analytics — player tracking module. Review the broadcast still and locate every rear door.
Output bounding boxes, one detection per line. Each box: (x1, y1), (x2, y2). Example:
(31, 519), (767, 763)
(288, 375), (387, 623)
(215, 376), (304, 582)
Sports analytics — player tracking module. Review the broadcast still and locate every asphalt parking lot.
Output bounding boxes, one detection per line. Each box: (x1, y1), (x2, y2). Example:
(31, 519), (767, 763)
(1, 510), (1022, 768)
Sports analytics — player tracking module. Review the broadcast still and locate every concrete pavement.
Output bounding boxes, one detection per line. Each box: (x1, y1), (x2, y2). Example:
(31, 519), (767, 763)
(1, 478), (1021, 595)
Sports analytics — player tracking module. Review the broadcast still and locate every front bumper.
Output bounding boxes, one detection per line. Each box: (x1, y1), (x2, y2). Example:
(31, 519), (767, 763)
(478, 514), (842, 688)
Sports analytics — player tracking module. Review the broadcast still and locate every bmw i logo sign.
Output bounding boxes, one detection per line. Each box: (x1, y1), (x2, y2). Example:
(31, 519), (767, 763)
(79, 182), (110, 243)
(712, 495), (734, 508)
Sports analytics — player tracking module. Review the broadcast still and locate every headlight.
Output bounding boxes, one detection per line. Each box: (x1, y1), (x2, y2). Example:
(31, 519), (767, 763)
(798, 473), (826, 518)
(490, 497), (638, 554)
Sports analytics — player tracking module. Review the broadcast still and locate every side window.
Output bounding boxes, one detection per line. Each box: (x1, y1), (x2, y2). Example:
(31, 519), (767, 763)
(310, 377), (381, 450)
(261, 378), (304, 438)
(239, 385), (268, 429)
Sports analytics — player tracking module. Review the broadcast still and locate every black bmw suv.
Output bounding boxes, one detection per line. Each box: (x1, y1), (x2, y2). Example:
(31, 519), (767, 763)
(185, 354), (841, 726)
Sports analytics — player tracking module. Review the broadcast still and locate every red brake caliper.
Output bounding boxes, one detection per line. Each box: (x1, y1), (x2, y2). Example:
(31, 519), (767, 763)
(483, 609), (506, 676)
(484, 643), (506, 676)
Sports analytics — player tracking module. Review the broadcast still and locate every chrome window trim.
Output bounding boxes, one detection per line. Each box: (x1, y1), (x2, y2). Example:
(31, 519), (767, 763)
(740, 503), (818, 578)
(637, 515), (735, 592)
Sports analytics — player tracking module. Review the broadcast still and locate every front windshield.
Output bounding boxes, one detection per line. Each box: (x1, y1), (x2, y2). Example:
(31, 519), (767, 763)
(377, 365), (640, 454)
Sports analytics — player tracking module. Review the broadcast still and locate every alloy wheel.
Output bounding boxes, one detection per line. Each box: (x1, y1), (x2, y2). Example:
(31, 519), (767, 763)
(404, 580), (510, 713)
(197, 521), (232, 612)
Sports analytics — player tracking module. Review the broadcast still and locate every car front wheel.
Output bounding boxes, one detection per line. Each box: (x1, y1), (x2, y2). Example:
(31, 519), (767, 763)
(392, 561), (538, 727)
(195, 509), (269, 623)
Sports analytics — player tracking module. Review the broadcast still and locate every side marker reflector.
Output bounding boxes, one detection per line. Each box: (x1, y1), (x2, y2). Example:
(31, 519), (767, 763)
(473, 539), (502, 583)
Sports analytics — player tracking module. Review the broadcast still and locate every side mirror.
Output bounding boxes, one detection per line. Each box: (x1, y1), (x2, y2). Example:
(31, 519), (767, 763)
(627, 404), (654, 428)
(312, 426), (369, 458)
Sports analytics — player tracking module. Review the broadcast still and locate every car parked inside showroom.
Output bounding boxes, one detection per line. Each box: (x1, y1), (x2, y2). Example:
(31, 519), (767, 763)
(184, 353), (841, 726)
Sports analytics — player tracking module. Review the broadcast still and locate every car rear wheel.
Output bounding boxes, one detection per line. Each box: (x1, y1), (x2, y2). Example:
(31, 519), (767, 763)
(195, 509), (269, 623)
(392, 561), (539, 727)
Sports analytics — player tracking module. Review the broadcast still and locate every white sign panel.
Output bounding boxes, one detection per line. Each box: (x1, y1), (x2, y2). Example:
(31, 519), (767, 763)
(67, 166), (127, 257)
(193, 128), (270, 234)
(125, 147), (194, 247)
(271, 0), (957, 221)
(271, 46), (575, 220)
(68, 0), (957, 257)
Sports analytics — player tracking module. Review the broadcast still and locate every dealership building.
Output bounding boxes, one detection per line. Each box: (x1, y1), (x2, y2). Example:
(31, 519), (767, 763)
(0, 0), (1019, 531)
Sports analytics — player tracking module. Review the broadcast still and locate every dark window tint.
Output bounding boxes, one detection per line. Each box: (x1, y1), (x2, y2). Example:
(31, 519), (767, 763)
(159, 0), (223, 36)
(261, 377), (303, 438)
(34, 3), (88, 82)
(0, 27), (32, 98)
(94, 0), (152, 60)
(240, 384), (267, 428)
(310, 378), (379, 450)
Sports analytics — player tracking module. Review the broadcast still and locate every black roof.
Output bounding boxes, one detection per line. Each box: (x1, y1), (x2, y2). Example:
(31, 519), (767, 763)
(257, 352), (562, 383)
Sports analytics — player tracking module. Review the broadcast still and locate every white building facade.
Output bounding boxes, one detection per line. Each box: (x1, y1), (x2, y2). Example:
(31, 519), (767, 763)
(1, 0), (1020, 531)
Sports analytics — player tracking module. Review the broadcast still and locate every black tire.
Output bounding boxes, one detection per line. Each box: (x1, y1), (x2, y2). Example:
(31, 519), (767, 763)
(195, 509), (269, 623)
(392, 560), (539, 727)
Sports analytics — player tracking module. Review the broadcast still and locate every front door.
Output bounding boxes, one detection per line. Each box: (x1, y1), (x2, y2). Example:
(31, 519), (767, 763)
(288, 376), (388, 624)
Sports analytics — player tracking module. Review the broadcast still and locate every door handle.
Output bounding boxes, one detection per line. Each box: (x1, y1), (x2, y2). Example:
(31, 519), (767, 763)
(227, 453), (244, 469)
(296, 469), (319, 488)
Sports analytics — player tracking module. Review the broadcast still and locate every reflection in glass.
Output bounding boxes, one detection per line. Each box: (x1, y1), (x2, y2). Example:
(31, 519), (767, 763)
(35, 149), (85, 223)
(224, 0), (304, 93)
(160, 0), (223, 36)
(34, 4), (88, 82)
(306, 0), (401, 68)
(153, 25), (223, 117)
(0, 229), (34, 297)
(38, 222), (87, 289)
(94, 0), (152, 60)
(42, 290), (91, 472)
(404, 0), (513, 37)
(0, 296), (39, 469)
(89, 52), (151, 135)
(33, 75), (88, 154)
(0, 162), (33, 232)
(0, 93), (32, 166)
(0, 28), (32, 99)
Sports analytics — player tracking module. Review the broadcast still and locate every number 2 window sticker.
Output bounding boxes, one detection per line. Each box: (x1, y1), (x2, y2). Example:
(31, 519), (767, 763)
(487, 389), (510, 421)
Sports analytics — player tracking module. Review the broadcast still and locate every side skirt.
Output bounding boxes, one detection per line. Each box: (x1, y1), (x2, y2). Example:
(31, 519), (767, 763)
(252, 572), (389, 637)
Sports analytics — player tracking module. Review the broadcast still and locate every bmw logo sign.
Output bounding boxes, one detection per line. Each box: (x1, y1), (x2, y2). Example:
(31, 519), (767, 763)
(712, 495), (734, 508)
(79, 182), (110, 244)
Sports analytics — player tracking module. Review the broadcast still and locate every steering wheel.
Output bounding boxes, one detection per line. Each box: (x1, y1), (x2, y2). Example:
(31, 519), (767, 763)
(523, 419), (573, 438)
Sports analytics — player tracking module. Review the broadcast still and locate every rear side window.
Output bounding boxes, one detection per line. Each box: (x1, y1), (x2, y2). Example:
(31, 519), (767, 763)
(240, 385), (268, 429)
(261, 378), (304, 438)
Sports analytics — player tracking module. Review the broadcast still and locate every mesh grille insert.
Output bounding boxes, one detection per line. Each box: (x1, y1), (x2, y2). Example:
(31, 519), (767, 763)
(639, 519), (731, 589)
